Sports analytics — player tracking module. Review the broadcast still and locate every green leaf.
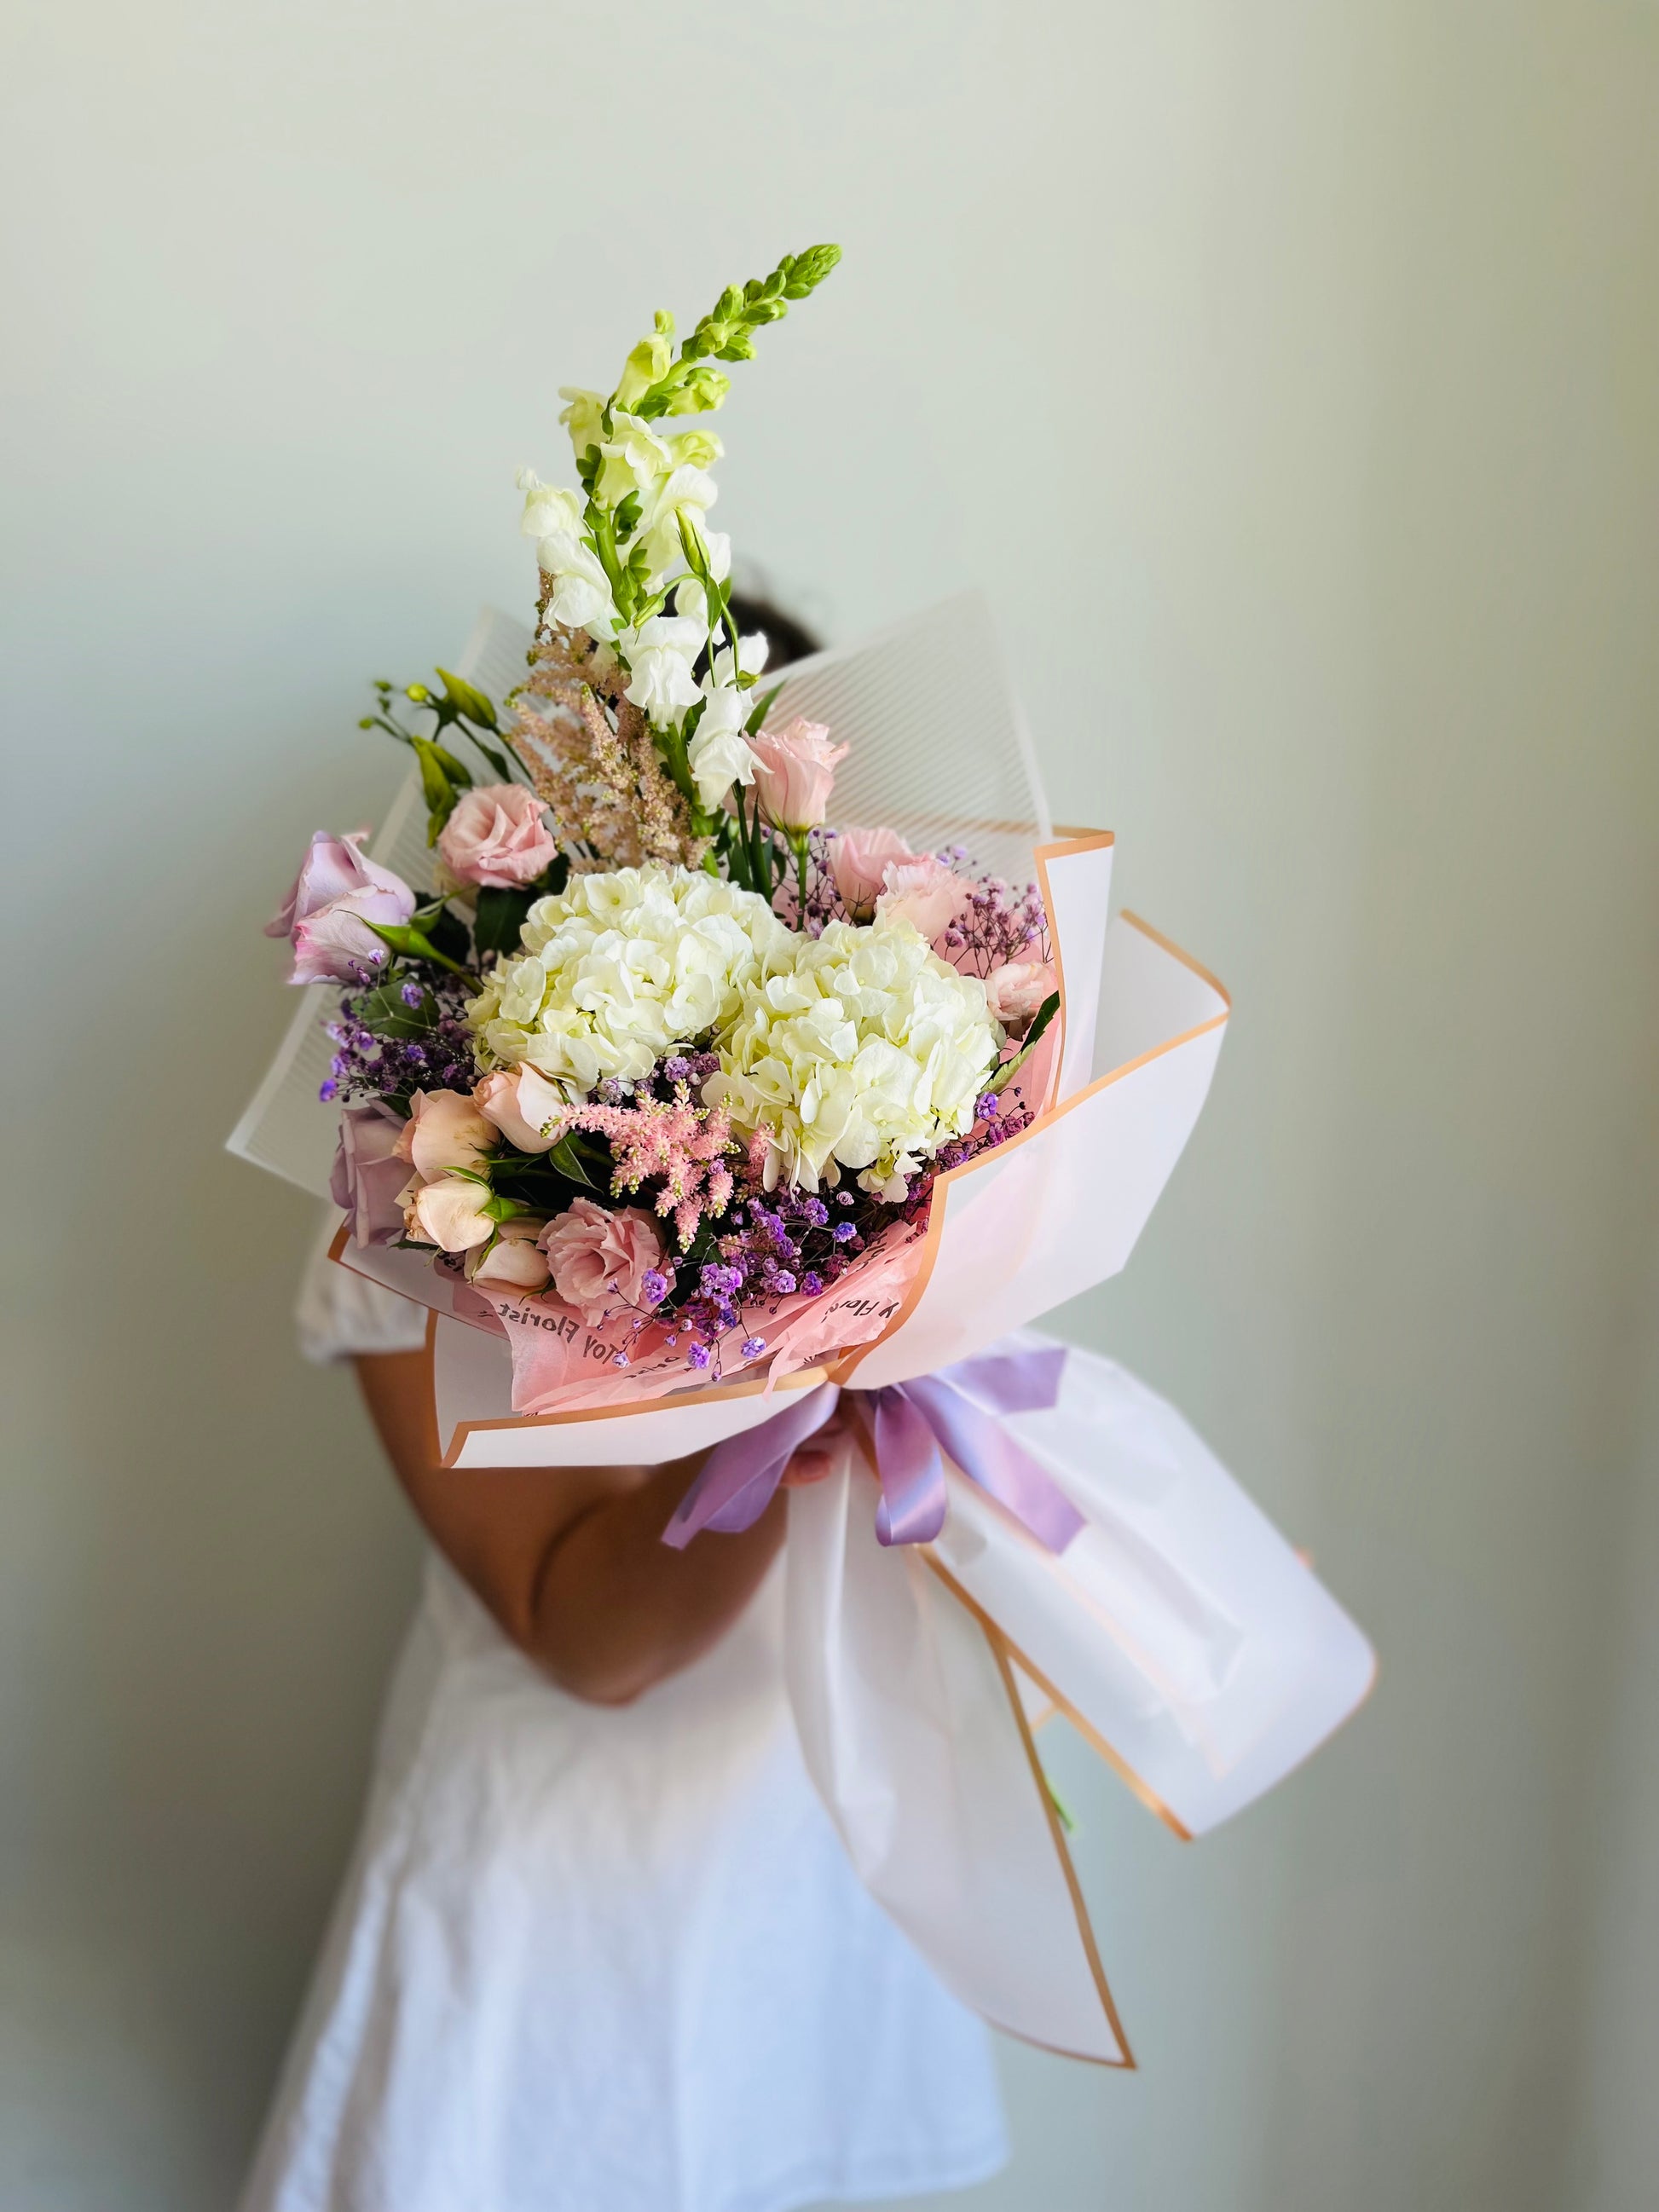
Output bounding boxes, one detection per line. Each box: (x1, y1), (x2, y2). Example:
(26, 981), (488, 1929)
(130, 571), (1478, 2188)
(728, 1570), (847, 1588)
(423, 903), (474, 963)
(436, 667), (499, 729)
(546, 1134), (597, 1188)
(411, 735), (460, 840)
(985, 991), (1061, 1096)
(365, 919), (474, 980)
(743, 683), (783, 736)
(351, 979), (436, 1039)
(472, 884), (538, 958)
(1022, 990), (1061, 1050)
(465, 731), (517, 783)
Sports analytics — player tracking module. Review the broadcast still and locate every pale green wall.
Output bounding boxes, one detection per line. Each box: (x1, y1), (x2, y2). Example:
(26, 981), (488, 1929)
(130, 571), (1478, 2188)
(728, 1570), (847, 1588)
(3, 4), (1657, 2209)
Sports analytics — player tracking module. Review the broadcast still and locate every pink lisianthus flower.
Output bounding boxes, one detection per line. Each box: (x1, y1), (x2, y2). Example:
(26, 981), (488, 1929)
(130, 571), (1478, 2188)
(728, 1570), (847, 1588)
(403, 1175), (495, 1252)
(876, 855), (974, 944)
(984, 958), (1057, 1029)
(539, 1198), (669, 1325)
(329, 1099), (410, 1247)
(437, 783), (559, 888)
(465, 1216), (552, 1293)
(266, 830), (416, 985)
(394, 1089), (496, 1181)
(749, 718), (849, 833)
(474, 1066), (568, 1154)
(830, 826), (917, 919)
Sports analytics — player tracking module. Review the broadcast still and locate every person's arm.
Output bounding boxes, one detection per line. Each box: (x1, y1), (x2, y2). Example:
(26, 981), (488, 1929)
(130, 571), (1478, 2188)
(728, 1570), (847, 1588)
(354, 1349), (786, 1707)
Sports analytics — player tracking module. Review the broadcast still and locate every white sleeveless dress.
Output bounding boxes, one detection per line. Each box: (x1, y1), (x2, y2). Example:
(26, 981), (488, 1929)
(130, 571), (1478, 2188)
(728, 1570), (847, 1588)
(237, 1222), (1006, 2212)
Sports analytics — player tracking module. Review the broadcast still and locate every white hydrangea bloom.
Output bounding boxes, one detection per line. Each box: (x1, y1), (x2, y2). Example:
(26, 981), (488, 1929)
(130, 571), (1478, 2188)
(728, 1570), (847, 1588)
(465, 865), (795, 1094)
(708, 919), (1003, 1194)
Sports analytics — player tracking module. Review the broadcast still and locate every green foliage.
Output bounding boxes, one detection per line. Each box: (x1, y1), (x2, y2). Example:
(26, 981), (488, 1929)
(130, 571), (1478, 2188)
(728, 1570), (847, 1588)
(365, 917), (474, 980)
(361, 669), (522, 797)
(471, 861), (568, 961)
(986, 990), (1061, 1095)
(352, 979), (436, 1040)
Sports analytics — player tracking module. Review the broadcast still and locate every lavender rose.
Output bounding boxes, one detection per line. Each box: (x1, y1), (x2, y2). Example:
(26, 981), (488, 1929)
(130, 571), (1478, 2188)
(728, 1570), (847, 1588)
(267, 830), (416, 986)
(329, 1100), (411, 1247)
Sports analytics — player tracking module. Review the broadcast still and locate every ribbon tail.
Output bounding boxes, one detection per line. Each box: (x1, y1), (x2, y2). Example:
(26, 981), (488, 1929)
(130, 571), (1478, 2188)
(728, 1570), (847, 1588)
(662, 1387), (839, 1549)
(904, 1372), (1085, 1555)
(870, 1391), (950, 1547)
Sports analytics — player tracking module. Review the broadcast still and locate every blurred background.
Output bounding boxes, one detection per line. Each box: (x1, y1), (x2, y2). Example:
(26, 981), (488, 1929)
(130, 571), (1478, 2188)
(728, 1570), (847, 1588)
(3, 3), (1657, 2208)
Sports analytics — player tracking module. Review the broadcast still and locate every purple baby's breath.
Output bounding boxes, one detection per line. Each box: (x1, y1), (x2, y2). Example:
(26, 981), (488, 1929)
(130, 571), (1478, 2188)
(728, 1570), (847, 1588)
(740, 1337), (766, 1360)
(801, 1271), (824, 1296)
(772, 1272), (797, 1296)
(318, 1078), (338, 1101)
(401, 980), (425, 1008)
(640, 1268), (670, 1307)
(687, 1343), (711, 1370)
(831, 1222), (858, 1244)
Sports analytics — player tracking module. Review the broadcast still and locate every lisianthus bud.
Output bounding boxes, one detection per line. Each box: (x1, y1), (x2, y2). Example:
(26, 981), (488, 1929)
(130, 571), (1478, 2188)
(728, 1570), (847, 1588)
(749, 719), (849, 833)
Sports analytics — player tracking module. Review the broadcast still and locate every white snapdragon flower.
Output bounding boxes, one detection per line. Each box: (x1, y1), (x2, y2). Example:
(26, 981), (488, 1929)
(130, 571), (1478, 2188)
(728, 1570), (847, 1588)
(708, 919), (1003, 1195)
(516, 467), (585, 543)
(681, 624), (769, 808)
(688, 685), (758, 810)
(537, 528), (618, 638)
(621, 612), (704, 725)
(635, 462), (720, 583)
(558, 385), (606, 462)
(614, 324), (673, 410)
(465, 864), (795, 1092)
(593, 411), (674, 507)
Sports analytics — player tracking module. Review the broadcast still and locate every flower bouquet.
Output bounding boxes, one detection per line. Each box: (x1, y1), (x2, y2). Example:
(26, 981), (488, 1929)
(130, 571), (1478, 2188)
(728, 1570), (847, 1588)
(233, 247), (1373, 2065)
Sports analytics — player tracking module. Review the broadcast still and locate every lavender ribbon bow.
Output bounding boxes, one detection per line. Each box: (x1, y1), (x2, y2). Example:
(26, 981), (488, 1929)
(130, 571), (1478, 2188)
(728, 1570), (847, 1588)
(662, 1344), (1084, 1555)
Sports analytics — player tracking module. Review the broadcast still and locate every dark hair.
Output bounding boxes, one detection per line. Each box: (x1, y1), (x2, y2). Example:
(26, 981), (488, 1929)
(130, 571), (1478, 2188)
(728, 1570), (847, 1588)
(725, 590), (821, 671)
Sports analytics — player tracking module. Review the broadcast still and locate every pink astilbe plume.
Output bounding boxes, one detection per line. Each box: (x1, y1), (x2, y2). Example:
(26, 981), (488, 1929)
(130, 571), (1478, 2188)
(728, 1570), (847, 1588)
(547, 1083), (737, 1248)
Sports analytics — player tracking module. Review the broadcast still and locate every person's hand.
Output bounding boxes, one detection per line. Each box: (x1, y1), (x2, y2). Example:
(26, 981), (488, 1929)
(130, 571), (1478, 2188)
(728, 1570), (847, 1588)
(780, 1412), (848, 1487)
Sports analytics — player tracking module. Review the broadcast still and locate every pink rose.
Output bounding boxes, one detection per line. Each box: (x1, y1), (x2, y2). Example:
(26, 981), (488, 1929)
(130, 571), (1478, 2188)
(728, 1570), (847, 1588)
(329, 1100), (410, 1247)
(465, 1217), (552, 1293)
(538, 1198), (668, 1325)
(876, 856), (973, 944)
(985, 959), (1057, 1030)
(437, 783), (559, 889)
(474, 1066), (568, 1155)
(749, 718), (849, 833)
(394, 1088), (496, 1181)
(830, 826), (917, 919)
(404, 1175), (494, 1252)
(266, 830), (415, 985)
